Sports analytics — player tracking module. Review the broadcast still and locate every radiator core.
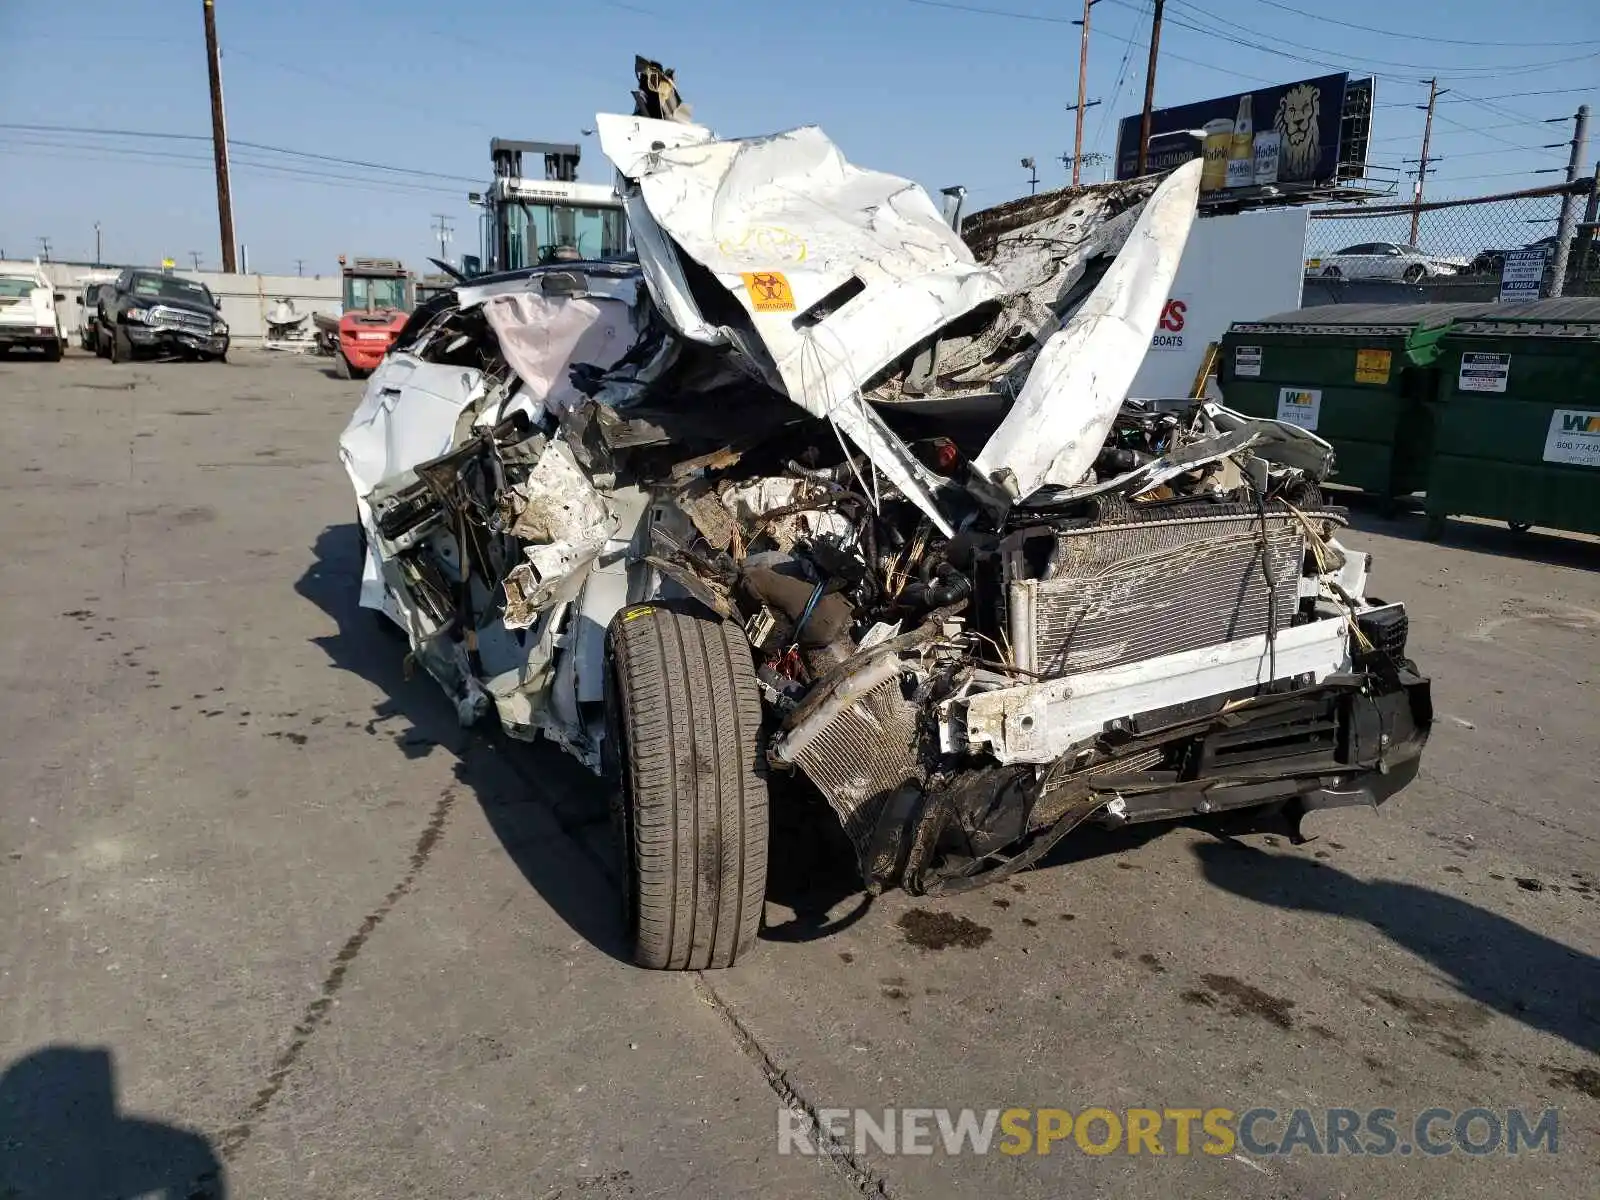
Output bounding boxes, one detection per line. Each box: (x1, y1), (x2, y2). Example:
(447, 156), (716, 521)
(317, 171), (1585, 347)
(1008, 514), (1305, 676)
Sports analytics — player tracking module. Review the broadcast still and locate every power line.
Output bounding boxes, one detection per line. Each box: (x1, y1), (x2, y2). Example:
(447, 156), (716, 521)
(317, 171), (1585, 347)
(1434, 112), (1534, 151)
(903, 0), (1076, 23)
(1140, 0), (1599, 80)
(0, 123), (479, 184)
(1228, 0), (1600, 48)
(0, 137), (469, 199)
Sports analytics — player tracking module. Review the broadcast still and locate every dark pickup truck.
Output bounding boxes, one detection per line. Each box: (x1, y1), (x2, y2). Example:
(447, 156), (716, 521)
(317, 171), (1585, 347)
(97, 270), (229, 362)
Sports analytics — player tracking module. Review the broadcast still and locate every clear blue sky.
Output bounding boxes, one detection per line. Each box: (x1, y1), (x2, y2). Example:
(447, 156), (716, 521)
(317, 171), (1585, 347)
(1, 0), (1596, 274)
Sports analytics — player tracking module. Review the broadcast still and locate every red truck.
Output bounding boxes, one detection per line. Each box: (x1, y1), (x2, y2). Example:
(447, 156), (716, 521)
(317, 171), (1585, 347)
(315, 257), (415, 378)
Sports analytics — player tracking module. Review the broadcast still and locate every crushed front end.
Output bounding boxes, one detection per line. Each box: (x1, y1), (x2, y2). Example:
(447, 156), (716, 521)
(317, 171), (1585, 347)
(339, 65), (1431, 902)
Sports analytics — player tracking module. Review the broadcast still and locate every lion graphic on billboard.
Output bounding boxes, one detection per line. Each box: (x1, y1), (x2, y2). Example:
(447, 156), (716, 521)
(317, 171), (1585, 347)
(1274, 83), (1322, 180)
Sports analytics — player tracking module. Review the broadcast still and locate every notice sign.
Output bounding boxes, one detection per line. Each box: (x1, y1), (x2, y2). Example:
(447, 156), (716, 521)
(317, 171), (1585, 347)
(1277, 386), (1322, 430)
(1355, 348), (1392, 385)
(1459, 352), (1510, 393)
(1235, 345), (1263, 377)
(1499, 248), (1545, 304)
(1543, 410), (1600, 467)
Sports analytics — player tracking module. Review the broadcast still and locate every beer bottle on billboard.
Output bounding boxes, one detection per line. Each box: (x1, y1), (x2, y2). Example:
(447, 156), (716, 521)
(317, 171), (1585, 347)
(1201, 119), (1233, 192)
(1226, 95), (1255, 189)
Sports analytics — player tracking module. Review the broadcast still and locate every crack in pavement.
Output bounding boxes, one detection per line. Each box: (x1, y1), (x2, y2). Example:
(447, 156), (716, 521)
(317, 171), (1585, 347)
(693, 975), (893, 1199)
(216, 786), (459, 1160)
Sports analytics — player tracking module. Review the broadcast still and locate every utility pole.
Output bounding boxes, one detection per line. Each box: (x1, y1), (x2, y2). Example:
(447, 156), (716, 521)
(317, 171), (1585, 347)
(1021, 158), (1039, 195)
(1069, 0), (1102, 186)
(93, 222), (102, 265)
(189, 251), (202, 271)
(431, 213), (455, 261)
(202, 0), (237, 273)
(1572, 158), (1600, 285)
(37, 236), (51, 262)
(295, 258), (305, 277)
(1547, 105), (1590, 299)
(1136, 0), (1166, 175)
(1409, 77), (1446, 245)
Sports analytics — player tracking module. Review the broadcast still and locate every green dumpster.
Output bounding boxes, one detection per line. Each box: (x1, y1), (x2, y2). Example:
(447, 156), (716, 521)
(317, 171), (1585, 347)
(1424, 297), (1600, 538)
(1219, 303), (1470, 506)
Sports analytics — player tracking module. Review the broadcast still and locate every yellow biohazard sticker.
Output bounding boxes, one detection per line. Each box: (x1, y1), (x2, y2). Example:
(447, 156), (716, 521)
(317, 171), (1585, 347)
(741, 271), (797, 313)
(1355, 348), (1392, 385)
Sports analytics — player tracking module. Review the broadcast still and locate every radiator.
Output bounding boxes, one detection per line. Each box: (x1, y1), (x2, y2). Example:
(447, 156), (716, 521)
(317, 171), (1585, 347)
(1009, 514), (1305, 675)
(772, 655), (923, 872)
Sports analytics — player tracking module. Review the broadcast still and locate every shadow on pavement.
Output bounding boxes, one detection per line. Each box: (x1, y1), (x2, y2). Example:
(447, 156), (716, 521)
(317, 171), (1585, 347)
(293, 523), (631, 964)
(1193, 838), (1600, 1057)
(1342, 505), (1600, 572)
(0, 1045), (224, 1199)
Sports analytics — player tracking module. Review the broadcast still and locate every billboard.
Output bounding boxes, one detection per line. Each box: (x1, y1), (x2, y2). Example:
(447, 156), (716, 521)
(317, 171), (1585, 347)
(1115, 73), (1365, 191)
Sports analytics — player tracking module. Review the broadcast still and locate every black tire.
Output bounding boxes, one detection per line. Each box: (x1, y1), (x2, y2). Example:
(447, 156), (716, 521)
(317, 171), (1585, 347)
(1321, 265), (1342, 278)
(43, 340), (62, 363)
(110, 327), (131, 364)
(1508, 520), (1532, 534)
(95, 328), (109, 358)
(335, 352), (353, 379)
(605, 604), (768, 971)
(212, 352), (227, 363)
(1402, 264), (1426, 283)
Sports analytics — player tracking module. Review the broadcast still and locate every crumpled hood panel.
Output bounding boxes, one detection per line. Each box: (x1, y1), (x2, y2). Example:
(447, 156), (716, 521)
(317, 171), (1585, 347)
(974, 160), (1203, 498)
(600, 116), (1005, 534)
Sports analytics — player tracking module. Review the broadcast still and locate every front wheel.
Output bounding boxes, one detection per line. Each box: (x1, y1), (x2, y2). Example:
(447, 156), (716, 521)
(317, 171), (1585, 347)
(1402, 264), (1426, 283)
(606, 605), (769, 971)
(110, 327), (131, 363)
(1321, 265), (1342, 278)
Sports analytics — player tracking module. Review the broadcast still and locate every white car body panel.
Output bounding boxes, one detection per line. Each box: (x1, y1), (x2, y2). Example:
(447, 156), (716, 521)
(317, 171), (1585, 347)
(601, 116), (1010, 534)
(948, 614), (1356, 765)
(973, 160), (1202, 497)
(338, 355), (485, 613)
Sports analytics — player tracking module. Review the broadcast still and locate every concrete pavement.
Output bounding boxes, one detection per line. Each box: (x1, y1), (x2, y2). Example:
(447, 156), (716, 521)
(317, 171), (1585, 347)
(1, 350), (1595, 1199)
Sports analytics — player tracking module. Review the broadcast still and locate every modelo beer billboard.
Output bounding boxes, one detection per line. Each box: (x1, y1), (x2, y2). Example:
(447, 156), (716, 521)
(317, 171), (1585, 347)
(1115, 73), (1371, 191)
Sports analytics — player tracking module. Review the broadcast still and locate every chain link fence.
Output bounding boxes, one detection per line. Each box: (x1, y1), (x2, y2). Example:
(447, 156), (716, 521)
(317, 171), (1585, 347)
(1303, 179), (1599, 301)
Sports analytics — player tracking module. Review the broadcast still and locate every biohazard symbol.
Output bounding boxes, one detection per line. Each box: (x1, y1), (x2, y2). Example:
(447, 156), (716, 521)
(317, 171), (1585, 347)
(741, 271), (797, 313)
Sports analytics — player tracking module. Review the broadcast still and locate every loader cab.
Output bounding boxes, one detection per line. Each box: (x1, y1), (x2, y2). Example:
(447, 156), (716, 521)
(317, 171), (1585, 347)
(481, 138), (628, 272)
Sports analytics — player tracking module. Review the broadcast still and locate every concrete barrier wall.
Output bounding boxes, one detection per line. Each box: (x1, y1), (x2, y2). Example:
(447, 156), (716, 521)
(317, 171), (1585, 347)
(0, 260), (341, 347)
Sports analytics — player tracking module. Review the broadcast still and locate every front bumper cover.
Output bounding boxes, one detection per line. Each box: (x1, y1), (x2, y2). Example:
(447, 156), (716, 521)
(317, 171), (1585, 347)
(127, 324), (228, 355)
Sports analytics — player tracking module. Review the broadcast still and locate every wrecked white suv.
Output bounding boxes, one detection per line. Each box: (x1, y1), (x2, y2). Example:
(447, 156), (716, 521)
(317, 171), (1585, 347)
(340, 98), (1431, 971)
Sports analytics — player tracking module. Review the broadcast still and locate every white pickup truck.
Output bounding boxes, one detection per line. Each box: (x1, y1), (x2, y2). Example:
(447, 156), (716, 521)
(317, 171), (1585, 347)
(0, 265), (66, 361)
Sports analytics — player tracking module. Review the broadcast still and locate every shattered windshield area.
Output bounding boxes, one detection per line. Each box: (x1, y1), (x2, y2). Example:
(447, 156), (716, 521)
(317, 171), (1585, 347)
(131, 274), (214, 306)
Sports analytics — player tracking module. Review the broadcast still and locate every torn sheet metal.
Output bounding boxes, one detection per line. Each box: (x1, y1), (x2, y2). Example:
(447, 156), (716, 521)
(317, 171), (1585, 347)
(339, 356), (486, 498)
(872, 177), (1162, 411)
(601, 118), (1006, 534)
(974, 160), (1203, 500)
(501, 440), (617, 626)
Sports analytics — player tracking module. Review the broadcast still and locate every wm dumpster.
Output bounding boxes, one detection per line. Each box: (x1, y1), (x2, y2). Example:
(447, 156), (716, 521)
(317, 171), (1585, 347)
(1424, 297), (1600, 538)
(1219, 303), (1470, 507)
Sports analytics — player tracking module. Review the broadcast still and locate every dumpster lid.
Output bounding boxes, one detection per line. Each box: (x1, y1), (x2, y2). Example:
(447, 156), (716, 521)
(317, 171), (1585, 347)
(1450, 296), (1600, 337)
(1227, 302), (1492, 338)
